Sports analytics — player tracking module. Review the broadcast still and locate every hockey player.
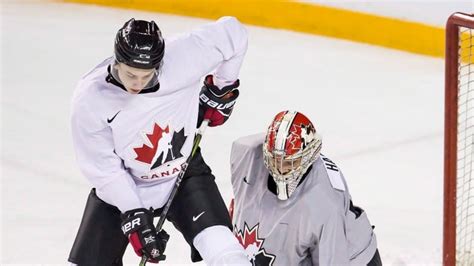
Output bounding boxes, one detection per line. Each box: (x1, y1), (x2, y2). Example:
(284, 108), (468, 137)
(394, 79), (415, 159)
(68, 17), (250, 265)
(229, 110), (382, 265)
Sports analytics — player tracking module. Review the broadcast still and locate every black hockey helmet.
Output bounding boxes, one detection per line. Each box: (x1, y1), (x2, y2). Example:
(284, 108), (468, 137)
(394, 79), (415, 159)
(114, 18), (165, 70)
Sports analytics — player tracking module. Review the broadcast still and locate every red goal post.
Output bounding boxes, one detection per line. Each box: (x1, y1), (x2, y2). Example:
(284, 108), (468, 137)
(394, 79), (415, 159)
(444, 12), (474, 266)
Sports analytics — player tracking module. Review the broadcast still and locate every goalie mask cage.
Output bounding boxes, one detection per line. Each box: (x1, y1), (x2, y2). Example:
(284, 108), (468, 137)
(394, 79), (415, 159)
(444, 12), (474, 266)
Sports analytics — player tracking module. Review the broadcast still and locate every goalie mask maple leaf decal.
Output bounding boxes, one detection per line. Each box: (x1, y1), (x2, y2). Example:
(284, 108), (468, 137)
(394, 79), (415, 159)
(133, 123), (188, 170)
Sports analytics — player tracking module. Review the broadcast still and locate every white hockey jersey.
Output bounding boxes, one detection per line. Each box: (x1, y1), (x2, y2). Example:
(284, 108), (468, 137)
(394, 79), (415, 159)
(230, 134), (377, 266)
(71, 17), (248, 213)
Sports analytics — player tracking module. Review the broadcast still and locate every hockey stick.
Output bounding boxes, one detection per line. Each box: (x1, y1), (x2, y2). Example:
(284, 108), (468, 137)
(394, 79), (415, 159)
(140, 119), (209, 266)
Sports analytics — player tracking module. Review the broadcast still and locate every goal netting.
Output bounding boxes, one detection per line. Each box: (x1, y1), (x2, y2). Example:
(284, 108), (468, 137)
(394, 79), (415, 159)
(444, 12), (474, 266)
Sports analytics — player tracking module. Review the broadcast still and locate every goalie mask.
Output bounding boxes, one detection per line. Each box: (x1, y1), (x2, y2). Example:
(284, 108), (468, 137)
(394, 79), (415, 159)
(263, 111), (322, 200)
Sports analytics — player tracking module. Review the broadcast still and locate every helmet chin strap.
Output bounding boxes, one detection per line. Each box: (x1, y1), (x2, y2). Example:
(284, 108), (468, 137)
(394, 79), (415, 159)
(276, 180), (289, 200)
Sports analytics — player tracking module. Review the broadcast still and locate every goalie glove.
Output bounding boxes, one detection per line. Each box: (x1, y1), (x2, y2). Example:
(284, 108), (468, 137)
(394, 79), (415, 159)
(121, 208), (169, 263)
(199, 75), (240, 127)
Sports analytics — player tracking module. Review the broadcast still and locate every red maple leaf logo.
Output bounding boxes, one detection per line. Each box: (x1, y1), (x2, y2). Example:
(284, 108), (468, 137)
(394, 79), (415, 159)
(234, 222), (276, 265)
(286, 123), (302, 155)
(234, 223), (264, 250)
(134, 123), (169, 164)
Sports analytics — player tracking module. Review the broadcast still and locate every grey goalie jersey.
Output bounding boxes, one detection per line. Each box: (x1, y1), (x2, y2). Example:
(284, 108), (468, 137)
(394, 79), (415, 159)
(230, 134), (377, 266)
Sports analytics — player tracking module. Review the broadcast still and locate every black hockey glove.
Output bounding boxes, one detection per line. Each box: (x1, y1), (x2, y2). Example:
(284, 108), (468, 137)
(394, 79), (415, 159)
(121, 208), (169, 263)
(199, 75), (240, 127)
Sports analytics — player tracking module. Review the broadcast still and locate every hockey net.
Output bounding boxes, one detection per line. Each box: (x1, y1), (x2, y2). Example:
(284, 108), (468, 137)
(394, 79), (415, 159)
(444, 12), (474, 266)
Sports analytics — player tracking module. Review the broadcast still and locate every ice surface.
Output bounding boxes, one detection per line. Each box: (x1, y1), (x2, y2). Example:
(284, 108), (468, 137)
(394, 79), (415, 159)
(1, 1), (444, 265)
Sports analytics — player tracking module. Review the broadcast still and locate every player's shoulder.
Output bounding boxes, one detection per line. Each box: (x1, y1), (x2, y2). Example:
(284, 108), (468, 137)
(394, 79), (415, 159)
(71, 58), (119, 115)
(300, 157), (347, 219)
(299, 155), (347, 204)
(230, 133), (265, 169)
(232, 133), (265, 149)
(230, 133), (268, 190)
(231, 133), (265, 157)
(73, 58), (114, 107)
(315, 154), (346, 191)
(78, 57), (111, 86)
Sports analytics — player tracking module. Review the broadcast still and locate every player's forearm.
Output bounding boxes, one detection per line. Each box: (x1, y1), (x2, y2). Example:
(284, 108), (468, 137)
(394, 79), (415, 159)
(76, 158), (145, 212)
(95, 173), (144, 213)
(212, 16), (248, 87)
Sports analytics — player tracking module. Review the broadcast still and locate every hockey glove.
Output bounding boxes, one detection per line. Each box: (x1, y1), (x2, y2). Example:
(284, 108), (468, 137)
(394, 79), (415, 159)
(121, 208), (169, 263)
(199, 75), (240, 127)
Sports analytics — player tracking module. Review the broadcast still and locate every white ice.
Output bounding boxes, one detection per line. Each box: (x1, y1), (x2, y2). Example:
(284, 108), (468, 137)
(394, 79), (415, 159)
(1, 1), (444, 265)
